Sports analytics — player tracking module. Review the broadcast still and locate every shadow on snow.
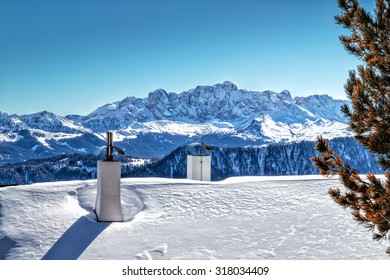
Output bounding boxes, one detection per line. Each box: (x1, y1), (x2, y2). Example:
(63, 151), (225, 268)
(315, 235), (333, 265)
(0, 236), (17, 260)
(42, 215), (110, 260)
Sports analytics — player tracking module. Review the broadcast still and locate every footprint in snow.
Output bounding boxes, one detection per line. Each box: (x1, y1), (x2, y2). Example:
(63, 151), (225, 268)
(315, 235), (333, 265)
(134, 243), (168, 260)
(135, 250), (153, 260)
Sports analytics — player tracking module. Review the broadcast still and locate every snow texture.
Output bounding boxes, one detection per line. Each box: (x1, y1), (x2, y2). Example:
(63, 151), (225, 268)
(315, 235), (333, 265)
(0, 176), (388, 260)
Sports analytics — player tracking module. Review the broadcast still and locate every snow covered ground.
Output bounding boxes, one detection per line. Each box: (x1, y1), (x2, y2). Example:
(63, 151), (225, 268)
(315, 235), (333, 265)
(0, 176), (388, 260)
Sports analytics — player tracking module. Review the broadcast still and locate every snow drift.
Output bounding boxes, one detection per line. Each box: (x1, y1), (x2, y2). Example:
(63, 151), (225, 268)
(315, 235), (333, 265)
(0, 176), (388, 260)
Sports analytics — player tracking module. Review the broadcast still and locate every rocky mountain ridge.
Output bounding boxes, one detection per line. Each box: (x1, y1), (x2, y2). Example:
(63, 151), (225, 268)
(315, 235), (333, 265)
(0, 81), (351, 165)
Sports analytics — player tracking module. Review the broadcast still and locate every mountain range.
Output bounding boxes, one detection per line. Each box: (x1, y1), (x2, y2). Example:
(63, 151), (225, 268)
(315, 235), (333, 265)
(0, 81), (352, 166)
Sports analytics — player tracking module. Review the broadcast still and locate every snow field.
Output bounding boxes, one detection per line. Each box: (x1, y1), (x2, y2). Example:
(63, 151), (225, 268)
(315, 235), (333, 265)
(0, 176), (388, 260)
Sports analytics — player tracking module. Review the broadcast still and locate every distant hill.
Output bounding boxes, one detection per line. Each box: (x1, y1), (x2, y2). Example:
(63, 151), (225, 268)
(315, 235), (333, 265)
(0, 137), (380, 185)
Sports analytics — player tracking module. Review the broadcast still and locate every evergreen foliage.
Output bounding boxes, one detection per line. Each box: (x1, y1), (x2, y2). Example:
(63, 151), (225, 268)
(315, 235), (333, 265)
(312, 0), (390, 253)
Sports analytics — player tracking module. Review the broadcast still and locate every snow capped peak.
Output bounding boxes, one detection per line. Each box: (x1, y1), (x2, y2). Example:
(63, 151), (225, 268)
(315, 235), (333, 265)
(214, 81), (238, 92)
(294, 94), (349, 123)
(20, 111), (64, 129)
(12, 110), (85, 133)
(148, 88), (169, 98)
(0, 112), (26, 131)
(118, 96), (141, 109)
(191, 81), (238, 96)
(88, 103), (118, 117)
(0, 111), (11, 120)
(280, 89), (292, 99)
(147, 88), (170, 107)
(295, 94), (337, 104)
(0, 111), (10, 123)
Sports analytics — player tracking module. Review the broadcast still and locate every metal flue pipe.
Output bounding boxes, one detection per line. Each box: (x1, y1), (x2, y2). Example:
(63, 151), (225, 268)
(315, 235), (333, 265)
(106, 131), (114, 161)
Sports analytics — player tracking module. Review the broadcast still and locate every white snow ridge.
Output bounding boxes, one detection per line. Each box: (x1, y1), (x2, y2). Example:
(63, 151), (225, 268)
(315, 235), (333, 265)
(0, 176), (388, 260)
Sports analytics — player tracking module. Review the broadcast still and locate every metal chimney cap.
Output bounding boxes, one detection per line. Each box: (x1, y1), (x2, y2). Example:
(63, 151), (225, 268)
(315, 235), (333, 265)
(185, 142), (213, 156)
(94, 131), (125, 161)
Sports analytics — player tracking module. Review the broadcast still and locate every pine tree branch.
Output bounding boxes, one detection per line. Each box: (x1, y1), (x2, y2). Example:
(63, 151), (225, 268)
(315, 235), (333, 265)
(313, 0), (390, 253)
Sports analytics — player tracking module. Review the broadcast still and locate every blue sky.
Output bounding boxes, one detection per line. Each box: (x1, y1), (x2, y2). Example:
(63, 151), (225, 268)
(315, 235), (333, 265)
(0, 0), (374, 116)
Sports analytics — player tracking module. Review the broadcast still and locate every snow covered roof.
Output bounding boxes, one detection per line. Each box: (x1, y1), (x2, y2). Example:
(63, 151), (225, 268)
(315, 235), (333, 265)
(0, 176), (388, 260)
